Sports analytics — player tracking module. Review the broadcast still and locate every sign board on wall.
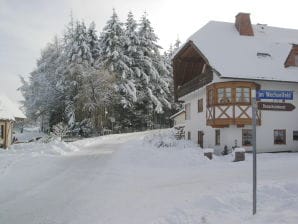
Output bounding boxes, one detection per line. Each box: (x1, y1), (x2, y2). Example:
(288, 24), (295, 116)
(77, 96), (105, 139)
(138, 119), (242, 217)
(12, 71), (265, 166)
(256, 90), (293, 100)
(257, 102), (296, 111)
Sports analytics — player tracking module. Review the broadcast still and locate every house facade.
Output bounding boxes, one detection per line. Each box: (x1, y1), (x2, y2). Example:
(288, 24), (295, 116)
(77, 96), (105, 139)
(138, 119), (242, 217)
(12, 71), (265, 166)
(173, 13), (298, 153)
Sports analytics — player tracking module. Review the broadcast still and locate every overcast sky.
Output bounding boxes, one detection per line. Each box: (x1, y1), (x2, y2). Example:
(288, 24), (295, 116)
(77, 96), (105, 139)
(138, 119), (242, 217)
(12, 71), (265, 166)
(1, 0), (298, 103)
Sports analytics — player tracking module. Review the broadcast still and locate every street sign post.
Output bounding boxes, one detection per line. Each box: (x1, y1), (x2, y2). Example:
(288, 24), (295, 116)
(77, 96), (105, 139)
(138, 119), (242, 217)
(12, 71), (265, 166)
(252, 89), (294, 215)
(251, 89), (257, 215)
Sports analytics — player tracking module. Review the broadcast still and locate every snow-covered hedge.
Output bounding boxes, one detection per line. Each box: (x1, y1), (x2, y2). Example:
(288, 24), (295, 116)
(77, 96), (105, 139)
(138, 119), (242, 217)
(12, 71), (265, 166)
(143, 128), (195, 149)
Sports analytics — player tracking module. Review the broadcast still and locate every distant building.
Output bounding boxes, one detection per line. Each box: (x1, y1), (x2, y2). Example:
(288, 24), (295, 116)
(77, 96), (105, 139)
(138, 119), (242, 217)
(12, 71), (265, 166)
(0, 95), (26, 149)
(173, 13), (298, 152)
(170, 110), (186, 139)
(170, 110), (185, 127)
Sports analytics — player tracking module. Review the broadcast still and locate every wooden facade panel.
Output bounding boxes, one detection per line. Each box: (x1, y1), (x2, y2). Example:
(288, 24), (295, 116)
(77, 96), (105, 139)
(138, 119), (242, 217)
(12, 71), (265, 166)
(0, 120), (13, 149)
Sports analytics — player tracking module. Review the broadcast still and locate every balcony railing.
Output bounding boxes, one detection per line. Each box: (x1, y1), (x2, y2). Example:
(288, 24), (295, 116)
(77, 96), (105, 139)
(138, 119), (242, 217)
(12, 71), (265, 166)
(177, 72), (213, 98)
(206, 104), (261, 128)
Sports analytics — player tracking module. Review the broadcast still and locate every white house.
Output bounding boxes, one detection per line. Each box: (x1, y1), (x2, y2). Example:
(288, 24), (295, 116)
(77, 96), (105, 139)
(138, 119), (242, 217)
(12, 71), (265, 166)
(0, 95), (26, 149)
(173, 13), (298, 153)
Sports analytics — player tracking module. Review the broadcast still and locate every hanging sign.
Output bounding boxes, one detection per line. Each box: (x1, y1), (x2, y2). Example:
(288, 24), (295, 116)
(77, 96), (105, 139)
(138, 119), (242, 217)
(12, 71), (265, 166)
(256, 90), (293, 100)
(257, 102), (295, 111)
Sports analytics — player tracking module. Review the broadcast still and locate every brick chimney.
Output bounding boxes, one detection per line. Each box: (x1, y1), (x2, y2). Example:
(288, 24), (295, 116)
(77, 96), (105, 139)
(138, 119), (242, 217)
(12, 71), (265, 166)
(235, 13), (254, 36)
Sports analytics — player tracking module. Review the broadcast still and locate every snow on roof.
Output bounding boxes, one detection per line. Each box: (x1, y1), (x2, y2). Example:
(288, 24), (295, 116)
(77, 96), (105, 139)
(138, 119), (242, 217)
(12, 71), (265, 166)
(0, 95), (26, 121)
(170, 109), (185, 119)
(185, 21), (298, 82)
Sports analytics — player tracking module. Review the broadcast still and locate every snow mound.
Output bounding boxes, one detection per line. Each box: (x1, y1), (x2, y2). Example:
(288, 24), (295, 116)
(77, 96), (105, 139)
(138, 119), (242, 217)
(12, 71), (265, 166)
(143, 129), (196, 149)
(5, 139), (79, 156)
(107, 129), (210, 170)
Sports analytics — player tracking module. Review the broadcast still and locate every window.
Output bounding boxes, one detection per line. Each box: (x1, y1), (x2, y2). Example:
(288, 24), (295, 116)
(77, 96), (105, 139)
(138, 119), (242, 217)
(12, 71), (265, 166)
(274, 130), (286, 144)
(187, 131), (191, 140)
(0, 125), (3, 139)
(215, 129), (220, 145)
(207, 89), (213, 106)
(293, 131), (298, 140)
(236, 87), (250, 103)
(198, 98), (203, 112)
(242, 129), (252, 146)
(257, 52), (271, 58)
(217, 87), (231, 103)
(185, 103), (191, 120)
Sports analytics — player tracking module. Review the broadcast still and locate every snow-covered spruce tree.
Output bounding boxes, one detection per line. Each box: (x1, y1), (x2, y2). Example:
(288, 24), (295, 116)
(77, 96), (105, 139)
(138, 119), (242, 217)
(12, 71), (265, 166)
(123, 11), (139, 103)
(62, 20), (95, 130)
(98, 9), (139, 130)
(62, 18), (117, 134)
(134, 12), (172, 128)
(87, 21), (101, 64)
(109, 11), (141, 130)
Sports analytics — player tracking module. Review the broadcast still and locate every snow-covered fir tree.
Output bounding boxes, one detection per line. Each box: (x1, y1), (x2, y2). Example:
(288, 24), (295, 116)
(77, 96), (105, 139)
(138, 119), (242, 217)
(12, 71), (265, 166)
(87, 21), (101, 64)
(62, 20), (95, 128)
(134, 12), (173, 128)
(98, 10), (137, 110)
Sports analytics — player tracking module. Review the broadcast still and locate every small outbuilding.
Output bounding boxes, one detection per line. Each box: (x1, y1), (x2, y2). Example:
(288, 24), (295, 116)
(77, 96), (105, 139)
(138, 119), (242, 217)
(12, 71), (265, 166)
(170, 110), (186, 139)
(0, 95), (26, 149)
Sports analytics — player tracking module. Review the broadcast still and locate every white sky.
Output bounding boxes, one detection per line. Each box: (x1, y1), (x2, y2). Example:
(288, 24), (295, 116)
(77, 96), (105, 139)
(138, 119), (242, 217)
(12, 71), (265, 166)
(1, 0), (298, 103)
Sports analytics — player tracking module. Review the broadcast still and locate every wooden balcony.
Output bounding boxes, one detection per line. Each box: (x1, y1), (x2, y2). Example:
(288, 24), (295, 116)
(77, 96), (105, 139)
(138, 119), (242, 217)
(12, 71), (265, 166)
(177, 72), (213, 98)
(206, 81), (261, 128)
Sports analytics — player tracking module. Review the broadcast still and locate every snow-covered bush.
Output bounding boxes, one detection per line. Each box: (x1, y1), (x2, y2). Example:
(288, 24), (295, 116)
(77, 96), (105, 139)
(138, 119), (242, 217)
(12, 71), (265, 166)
(143, 129), (195, 149)
(52, 122), (69, 140)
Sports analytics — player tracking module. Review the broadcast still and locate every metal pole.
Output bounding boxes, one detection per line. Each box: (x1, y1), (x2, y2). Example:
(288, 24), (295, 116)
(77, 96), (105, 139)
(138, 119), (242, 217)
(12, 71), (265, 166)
(252, 89), (257, 215)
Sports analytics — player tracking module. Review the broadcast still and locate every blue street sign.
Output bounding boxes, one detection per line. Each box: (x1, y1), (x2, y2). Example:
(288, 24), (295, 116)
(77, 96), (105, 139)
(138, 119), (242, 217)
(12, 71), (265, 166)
(256, 90), (293, 100)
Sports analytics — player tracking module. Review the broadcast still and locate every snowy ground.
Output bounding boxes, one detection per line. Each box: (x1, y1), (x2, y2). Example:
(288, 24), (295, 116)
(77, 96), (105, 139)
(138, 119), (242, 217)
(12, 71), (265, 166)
(0, 129), (297, 224)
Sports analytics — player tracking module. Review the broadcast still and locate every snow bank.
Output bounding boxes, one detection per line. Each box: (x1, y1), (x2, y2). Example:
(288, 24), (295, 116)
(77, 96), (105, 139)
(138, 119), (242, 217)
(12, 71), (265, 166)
(3, 139), (79, 156)
(106, 129), (210, 171)
(203, 148), (214, 153)
(234, 147), (246, 152)
(13, 131), (45, 143)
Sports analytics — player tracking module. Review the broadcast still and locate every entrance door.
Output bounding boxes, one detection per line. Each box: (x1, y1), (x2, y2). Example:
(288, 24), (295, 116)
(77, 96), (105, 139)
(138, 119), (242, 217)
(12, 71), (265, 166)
(198, 131), (204, 148)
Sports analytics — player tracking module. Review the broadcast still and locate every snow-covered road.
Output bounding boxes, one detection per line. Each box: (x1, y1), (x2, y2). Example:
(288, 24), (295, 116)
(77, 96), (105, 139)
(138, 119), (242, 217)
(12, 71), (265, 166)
(0, 141), (119, 223)
(0, 130), (297, 224)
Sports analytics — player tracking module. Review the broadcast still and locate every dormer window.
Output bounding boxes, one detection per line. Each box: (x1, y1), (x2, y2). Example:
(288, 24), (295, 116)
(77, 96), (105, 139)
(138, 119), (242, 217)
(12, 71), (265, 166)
(257, 52), (271, 58)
